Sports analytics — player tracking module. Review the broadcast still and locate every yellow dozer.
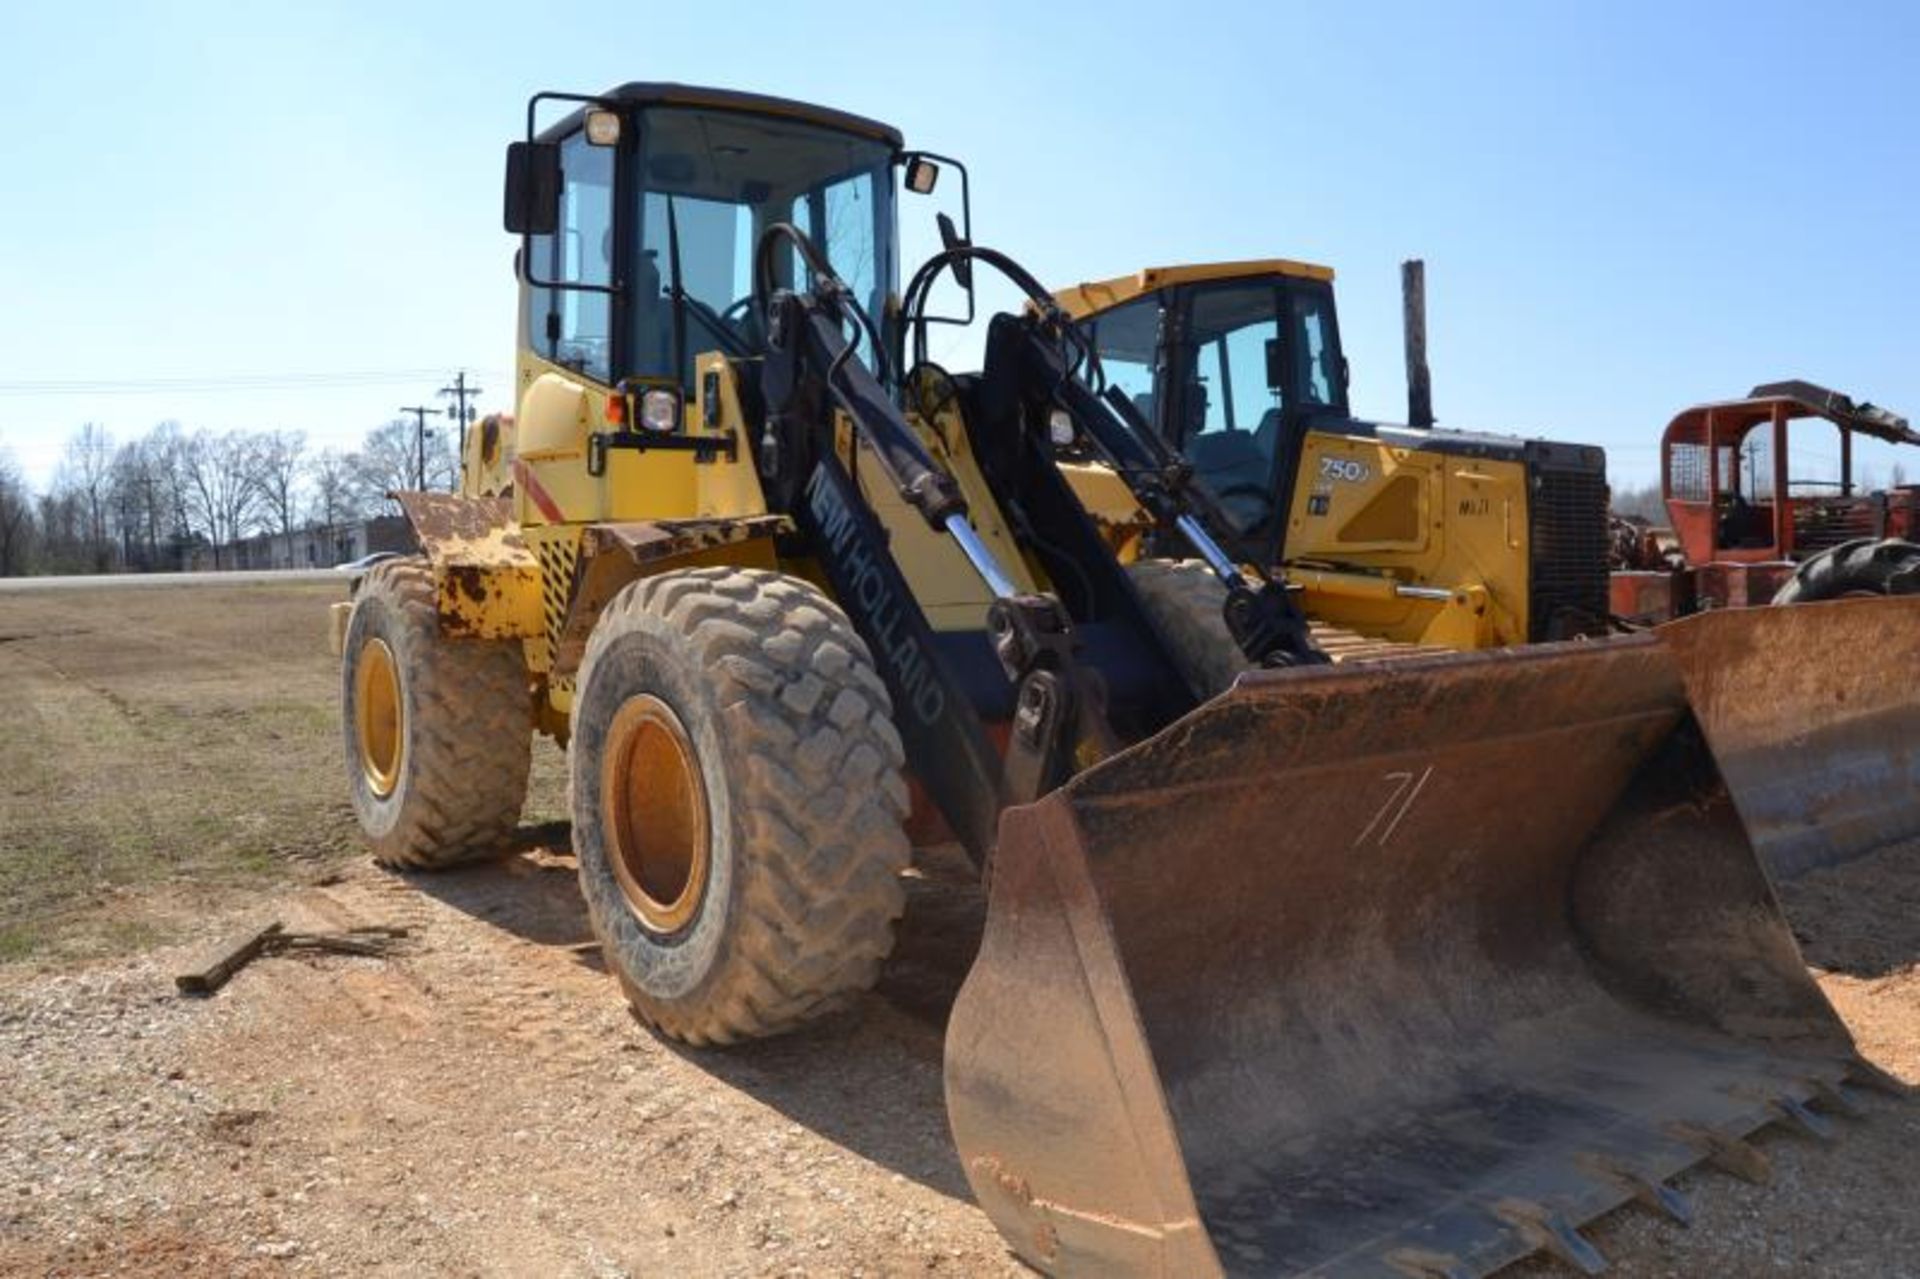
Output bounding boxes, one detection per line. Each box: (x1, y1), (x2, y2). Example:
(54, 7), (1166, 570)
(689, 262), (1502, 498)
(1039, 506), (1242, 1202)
(1052, 258), (1610, 654)
(332, 83), (1904, 1277)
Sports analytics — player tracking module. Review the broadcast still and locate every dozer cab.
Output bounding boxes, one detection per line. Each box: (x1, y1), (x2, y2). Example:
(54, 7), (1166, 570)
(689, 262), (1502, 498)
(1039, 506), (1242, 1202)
(332, 84), (1891, 1276)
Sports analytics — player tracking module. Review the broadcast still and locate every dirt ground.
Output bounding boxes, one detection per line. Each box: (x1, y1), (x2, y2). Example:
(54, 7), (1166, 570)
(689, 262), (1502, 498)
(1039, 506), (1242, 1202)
(1, 581), (1916, 1277)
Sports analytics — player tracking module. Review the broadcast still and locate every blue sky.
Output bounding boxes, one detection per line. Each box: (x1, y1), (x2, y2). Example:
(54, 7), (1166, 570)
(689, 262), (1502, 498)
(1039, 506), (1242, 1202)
(1, 1), (1915, 491)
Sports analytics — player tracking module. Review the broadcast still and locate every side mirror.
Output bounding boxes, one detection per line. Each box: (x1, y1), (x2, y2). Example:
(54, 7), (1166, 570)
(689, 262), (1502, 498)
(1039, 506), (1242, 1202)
(504, 141), (561, 235)
(905, 156), (940, 194)
(937, 212), (972, 290)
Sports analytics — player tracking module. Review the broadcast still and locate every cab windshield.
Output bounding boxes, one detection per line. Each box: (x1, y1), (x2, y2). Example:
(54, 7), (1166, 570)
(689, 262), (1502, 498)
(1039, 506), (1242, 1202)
(1082, 278), (1344, 534)
(630, 106), (897, 384)
(526, 105), (897, 388)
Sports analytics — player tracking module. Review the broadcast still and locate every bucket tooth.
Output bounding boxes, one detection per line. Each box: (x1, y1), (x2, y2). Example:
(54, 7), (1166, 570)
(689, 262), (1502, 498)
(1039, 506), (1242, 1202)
(1384, 1248), (1472, 1279)
(1803, 1075), (1867, 1119)
(1769, 1094), (1838, 1142)
(1578, 1154), (1693, 1226)
(1667, 1122), (1772, 1184)
(1494, 1200), (1609, 1275)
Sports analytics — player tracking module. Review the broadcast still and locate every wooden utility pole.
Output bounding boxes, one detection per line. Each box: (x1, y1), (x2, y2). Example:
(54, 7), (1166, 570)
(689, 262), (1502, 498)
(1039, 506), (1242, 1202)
(398, 405), (436, 490)
(438, 371), (483, 465)
(1402, 260), (1435, 429)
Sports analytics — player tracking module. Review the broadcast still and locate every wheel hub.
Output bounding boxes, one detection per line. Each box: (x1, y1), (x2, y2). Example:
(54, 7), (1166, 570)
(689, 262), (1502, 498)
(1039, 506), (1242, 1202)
(602, 694), (711, 934)
(354, 637), (404, 797)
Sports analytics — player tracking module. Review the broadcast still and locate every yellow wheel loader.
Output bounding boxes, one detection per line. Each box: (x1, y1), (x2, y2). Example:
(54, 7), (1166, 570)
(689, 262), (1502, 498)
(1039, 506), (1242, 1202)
(332, 83), (1898, 1277)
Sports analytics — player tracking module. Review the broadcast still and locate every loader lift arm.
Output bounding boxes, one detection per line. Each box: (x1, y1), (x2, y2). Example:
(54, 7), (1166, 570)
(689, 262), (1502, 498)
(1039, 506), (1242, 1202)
(751, 224), (1115, 859)
(751, 224), (1323, 867)
(901, 242), (1326, 672)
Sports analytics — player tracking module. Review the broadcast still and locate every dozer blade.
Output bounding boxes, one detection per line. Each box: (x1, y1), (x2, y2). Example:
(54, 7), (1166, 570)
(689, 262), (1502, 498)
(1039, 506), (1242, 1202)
(946, 638), (1860, 1278)
(1657, 595), (1920, 879)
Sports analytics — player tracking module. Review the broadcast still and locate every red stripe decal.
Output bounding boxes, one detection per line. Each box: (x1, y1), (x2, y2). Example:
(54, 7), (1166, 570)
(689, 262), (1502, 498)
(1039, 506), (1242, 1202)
(514, 458), (566, 523)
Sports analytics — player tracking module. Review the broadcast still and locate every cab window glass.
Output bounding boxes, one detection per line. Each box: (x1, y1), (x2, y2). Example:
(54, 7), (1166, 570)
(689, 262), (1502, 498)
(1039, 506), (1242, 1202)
(1082, 296), (1160, 422)
(1293, 293), (1337, 406)
(1183, 284), (1286, 489)
(534, 131), (614, 382)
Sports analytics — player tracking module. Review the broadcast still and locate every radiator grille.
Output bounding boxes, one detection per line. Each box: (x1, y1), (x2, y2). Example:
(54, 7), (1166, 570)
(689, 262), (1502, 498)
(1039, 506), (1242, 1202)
(1528, 452), (1611, 640)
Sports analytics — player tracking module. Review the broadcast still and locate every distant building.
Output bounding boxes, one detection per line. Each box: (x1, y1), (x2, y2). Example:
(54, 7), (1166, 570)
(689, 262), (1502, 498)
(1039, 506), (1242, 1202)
(203, 516), (416, 571)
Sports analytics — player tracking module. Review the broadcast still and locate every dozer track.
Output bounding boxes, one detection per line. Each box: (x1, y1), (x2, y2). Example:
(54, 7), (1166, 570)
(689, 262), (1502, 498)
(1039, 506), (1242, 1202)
(948, 625), (1882, 1278)
(1307, 621), (1450, 666)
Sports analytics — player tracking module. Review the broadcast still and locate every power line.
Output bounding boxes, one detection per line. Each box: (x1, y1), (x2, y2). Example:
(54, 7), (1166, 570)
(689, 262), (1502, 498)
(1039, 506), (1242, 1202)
(0, 370), (510, 397)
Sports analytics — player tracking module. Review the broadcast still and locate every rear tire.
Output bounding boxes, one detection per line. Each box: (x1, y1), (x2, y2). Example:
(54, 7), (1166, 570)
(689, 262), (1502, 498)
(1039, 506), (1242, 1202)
(1773, 538), (1920, 604)
(1125, 558), (1247, 698)
(341, 557), (533, 869)
(570, 566), (911, 1046)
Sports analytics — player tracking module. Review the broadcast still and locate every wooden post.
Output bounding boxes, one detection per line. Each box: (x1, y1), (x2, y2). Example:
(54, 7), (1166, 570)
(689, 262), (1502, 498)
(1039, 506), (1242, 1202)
(175, 922), (285, 996)
(1402, 260), (1434, 429)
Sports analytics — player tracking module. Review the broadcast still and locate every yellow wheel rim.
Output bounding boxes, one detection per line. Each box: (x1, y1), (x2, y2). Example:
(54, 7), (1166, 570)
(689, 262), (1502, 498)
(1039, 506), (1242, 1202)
(354, 637), (404, 797)
(602, 694), (711, 934)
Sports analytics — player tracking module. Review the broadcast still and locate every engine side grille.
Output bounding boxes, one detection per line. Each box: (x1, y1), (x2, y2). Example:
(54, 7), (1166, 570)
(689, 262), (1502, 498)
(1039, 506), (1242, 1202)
(1527, 443), (1611, 641)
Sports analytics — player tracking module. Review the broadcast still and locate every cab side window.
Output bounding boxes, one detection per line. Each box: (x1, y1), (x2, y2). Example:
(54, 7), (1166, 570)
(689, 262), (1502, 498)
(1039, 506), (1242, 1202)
(528, 130), (614, 382)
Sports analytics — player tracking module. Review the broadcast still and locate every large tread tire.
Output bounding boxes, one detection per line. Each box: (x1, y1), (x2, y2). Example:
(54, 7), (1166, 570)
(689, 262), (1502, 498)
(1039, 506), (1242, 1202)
(1125, 558), (1248, 698)
(1773, 537), (1920, 604)
(570, 566), (911, 1046)
(341, 557), (533, 869)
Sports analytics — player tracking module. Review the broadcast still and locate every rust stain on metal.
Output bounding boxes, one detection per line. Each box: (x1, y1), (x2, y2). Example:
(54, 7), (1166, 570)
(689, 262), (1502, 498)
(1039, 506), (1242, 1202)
(393, 491), (542, 639)
(583, 515), (792, 565)
(1658, 594), (1920, 878)
(545, 517), (791, 674)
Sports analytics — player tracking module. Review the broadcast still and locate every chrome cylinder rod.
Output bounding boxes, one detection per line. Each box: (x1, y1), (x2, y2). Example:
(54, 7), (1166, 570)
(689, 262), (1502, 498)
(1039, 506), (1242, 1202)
(944, 513), (1023, 601)
(1175, 512), (1245, 587)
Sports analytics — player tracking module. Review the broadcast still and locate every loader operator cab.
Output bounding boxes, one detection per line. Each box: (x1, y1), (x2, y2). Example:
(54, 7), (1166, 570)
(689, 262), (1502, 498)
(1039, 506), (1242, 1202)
(509, 84), (947, 404)
(1057, 262), (1349, 555)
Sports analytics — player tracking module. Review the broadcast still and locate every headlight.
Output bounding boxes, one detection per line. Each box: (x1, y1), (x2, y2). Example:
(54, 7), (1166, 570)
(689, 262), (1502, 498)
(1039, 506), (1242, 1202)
(640, 389), (680, 433)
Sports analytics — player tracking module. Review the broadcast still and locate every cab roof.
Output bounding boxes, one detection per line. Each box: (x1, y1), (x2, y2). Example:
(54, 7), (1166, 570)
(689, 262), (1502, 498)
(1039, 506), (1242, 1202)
(540, 82), (904, 150)
(1052, 258), (1336, 320)
(1665, 380), (1917, 448)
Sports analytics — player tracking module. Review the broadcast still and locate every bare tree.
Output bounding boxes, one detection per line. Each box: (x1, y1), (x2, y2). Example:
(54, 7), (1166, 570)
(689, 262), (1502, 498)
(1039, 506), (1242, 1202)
(250, 429), (307, 567)
(54, 423), (115, 571)
(181, 430), (264, 568)
(307, 448), (364, 560)
(0, 452), (33, 576)
(352, 418), (455, 511)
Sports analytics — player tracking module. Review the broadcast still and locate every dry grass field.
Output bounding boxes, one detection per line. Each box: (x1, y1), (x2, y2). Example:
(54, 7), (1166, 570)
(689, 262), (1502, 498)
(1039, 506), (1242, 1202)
(0, 579), (1914, 1277)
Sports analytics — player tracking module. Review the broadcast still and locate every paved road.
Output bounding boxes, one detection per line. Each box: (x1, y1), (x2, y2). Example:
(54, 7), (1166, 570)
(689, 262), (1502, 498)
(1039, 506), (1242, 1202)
(0, 569), (346, 593)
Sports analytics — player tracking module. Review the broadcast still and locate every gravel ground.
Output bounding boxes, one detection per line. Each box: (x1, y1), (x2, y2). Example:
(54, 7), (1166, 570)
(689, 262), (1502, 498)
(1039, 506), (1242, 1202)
(0, 839), (1913, 1278)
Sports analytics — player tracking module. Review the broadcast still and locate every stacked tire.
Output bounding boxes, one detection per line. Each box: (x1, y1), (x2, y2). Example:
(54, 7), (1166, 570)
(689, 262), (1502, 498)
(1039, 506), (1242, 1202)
(1773, 538), (1920, 604)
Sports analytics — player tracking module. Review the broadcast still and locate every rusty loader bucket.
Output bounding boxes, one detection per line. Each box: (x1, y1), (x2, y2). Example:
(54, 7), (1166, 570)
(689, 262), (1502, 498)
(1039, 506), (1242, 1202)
(946, 638), (1870, 1277)
(1658, 595), (1920, 879)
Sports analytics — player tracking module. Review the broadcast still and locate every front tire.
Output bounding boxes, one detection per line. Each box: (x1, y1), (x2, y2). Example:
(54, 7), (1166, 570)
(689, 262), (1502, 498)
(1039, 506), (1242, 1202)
(570, 567), (911, 1046)
(1125, 558), (1248, 698)
(1773, 538), (1920, 603)
(341, 557), (533, 869)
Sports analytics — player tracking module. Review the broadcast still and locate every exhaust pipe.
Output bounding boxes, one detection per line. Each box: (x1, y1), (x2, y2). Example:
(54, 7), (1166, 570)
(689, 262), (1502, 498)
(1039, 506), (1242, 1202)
(1403, 258), (1435, 429)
